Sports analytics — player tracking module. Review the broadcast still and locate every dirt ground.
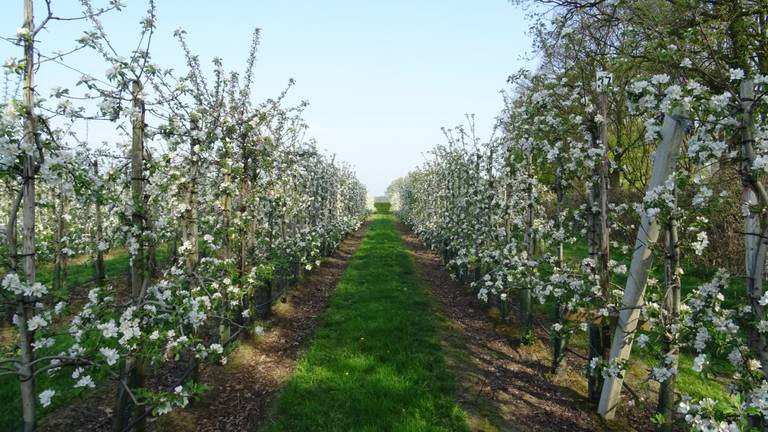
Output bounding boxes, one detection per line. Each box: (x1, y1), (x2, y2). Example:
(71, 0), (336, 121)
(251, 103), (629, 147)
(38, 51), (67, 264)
(38, 223), (368, 432)
(397, 223), (654, 432)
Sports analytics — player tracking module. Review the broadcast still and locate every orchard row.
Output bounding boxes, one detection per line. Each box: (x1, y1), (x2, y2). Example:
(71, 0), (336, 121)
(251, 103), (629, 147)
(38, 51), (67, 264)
(0, 1), (369, 431)
(391, 1), (768, 430)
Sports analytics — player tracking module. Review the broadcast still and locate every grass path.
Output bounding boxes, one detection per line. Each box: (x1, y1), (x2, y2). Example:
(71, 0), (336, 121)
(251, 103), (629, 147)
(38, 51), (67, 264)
(265, 206), (468, 431)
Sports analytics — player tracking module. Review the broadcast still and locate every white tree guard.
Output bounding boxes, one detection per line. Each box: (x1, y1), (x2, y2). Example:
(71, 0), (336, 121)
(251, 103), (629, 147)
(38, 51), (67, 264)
(598, 111), (688, 419)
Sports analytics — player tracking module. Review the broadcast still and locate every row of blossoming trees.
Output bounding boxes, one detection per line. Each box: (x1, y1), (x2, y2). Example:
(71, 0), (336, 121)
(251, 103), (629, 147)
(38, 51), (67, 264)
(391, 0), (768, 430)
(0, 1), (368, 431)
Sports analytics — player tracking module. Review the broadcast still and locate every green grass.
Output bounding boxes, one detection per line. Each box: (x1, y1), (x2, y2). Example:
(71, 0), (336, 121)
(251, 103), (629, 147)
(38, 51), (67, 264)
(34, 246), (172, 300)
(669, 355), (730, 401)
(265, 203), (468, 432)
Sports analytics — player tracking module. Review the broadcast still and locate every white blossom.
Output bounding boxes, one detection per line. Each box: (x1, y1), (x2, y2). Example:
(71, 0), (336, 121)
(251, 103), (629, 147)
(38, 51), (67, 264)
(39, 389), (55, 407)
(692, 354), (707, 372)
(74, 375), (95, 389)
(99, 347), (119, 366)
(636, 334), (649, 348)
(15, 27), (31, 40)
(27, 315), (48, 331)
(691, 231), (709, 256)
(729, 68), (745, 81)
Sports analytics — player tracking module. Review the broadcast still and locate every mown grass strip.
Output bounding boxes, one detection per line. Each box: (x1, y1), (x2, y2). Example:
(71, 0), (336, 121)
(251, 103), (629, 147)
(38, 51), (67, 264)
(266, 204), (468, 432)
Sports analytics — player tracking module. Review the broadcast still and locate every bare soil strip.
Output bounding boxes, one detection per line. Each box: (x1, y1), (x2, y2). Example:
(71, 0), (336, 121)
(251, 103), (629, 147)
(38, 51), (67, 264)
(398, 223), (622, 432)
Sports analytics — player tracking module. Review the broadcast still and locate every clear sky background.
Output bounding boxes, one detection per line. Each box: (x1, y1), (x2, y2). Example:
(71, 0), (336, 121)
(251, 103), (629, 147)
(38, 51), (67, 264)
(1, 0), (535, 195)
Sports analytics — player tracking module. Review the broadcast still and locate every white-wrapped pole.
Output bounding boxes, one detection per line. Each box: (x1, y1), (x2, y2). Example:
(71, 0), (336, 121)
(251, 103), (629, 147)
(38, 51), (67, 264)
(18, 1), (38, 429)
(738, 79), (768, 380)
(598, 111), (687, 419)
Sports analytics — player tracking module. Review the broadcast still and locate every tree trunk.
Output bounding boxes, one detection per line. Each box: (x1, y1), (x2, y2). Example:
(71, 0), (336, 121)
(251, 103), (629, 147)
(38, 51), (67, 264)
(146, 208), (157, 278)
(184, 117), (202, 384)
(238, 150), (251, 327)
(93, 160), (106, 283)
(520, 149), (534, 343)
(6, 189), (22, 325)
(52, 190), (66, 294)
(115, 79), (146, 432)
(182, 127), (200, 282)
(222, 166), (232, 261)
(657, 217), (680, 432)
(220, 151), (232, 341)
(588, 91), (612, 404)
(587, 126), (602, 403)
(551, 169), (567, 373)
(169, 230), (178, 263)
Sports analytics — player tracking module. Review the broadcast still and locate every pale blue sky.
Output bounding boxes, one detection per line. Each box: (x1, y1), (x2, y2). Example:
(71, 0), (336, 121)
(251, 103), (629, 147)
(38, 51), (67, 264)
(1, 0), (534, 195)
